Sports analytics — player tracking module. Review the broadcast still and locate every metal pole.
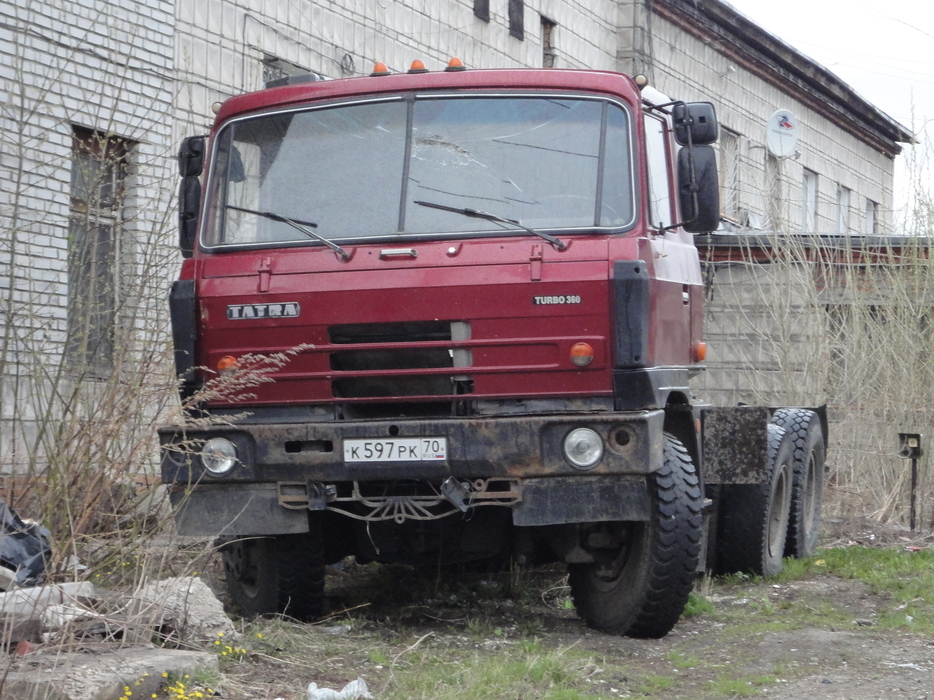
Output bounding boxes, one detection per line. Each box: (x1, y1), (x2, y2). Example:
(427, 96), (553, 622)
(910, 456), (918, 532)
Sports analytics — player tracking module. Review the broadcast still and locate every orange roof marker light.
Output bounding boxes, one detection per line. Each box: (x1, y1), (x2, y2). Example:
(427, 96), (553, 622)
(370, 62), (391, 76)
(445, 57), (467, 72)
(408, 59), (429, 74)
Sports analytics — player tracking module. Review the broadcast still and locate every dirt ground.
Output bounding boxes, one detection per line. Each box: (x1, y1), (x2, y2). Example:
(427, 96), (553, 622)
(200, 517), (934, 700)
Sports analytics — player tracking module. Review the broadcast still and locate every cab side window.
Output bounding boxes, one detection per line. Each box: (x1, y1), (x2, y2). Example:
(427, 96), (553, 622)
(644, 114), (674, 230)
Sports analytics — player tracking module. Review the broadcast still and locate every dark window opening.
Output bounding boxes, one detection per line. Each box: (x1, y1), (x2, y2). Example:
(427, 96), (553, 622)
(67, 126), (132, 374)
(541, 16), (557, 67)
(509, 0), (525, 40)
(473, 0), (490, 22)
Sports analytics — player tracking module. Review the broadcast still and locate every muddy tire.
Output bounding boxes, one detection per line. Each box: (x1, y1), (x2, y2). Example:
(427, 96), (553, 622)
(221, 527), (325, 620)
(771, 409), (825, 559)
(568, 433), (702, 638)
(716, 423), (794, 577)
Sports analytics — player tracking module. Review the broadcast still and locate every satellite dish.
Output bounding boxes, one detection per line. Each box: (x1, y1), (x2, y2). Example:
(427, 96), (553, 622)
(766, 109), (799, 157)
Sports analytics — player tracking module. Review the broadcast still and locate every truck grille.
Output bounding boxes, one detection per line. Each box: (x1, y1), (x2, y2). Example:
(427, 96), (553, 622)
(328, 321), (473, 418)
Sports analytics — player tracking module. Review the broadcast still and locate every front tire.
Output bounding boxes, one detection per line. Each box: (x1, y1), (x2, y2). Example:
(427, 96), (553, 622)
(716, 423), (794, 577)
(568, 433), (702, 638)
(221, 528), (325, 620)
(771, 409), (825, 559)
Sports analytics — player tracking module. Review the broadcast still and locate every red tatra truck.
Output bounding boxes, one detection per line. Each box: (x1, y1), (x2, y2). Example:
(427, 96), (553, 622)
(160, 61), (827, 638)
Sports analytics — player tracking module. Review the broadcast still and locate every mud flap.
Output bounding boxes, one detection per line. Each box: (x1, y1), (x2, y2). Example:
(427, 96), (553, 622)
(512, 476), (651, 527)
(700, 406), (770, 485)
(170, 484), (309, 536)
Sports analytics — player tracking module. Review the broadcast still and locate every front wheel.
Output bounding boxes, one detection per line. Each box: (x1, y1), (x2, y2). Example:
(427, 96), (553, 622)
(221, 528), (325, 620)
(568, 433), (702, 638)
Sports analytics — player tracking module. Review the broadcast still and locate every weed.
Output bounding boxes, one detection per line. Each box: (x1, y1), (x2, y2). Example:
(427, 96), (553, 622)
(637, 673), (674, 693)
(682, 591), (714, 617)
(369, 649), (390, 665)
(667, 651), (701, 670)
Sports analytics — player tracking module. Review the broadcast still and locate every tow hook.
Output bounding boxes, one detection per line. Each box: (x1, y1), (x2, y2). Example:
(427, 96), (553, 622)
(440, 477), (471, 512)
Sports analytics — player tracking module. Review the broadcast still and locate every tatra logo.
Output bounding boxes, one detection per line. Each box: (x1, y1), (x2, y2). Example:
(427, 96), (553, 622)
(227, 302), (301, 320)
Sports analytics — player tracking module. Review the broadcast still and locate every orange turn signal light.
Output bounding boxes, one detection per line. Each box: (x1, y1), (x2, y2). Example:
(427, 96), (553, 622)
(217, 355), (239, 372)
(408, 59), (428, 73)
(570, 342), (595, 367)
(693, 341), (708, 363)
(370, 62), (390, 76)
(445, 57), (466, 72)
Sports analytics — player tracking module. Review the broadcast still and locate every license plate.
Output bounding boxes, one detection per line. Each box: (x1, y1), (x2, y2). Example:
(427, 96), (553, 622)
(343, 437), (447, 463)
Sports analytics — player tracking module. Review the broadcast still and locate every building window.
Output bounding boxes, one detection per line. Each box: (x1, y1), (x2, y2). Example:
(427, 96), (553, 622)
(718, 129), (740, 220)
(865, 198), (879, 234)
(835, 184), (851, 233)
(541, 16), (557, 67)
(262, 55), (308, 86)
(67, 126), (131, 373)
(509, 0), (525, 40)
(802, 168), (818, 233)
(473, 0), (490, 22)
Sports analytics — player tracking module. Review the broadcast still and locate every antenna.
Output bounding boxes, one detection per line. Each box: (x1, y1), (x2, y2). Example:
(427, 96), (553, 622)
(766, 109), (799, 158)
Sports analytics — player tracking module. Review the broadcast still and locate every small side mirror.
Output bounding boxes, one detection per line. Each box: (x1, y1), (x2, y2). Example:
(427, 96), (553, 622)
(178, 136), (206, 177)
(178, 176), (201, 257)
(678, 145), (720, 233)
(673, 103), (718, 146)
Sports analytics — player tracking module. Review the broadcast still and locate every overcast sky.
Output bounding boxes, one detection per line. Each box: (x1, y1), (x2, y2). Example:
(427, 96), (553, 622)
(723, 0), (934, 215)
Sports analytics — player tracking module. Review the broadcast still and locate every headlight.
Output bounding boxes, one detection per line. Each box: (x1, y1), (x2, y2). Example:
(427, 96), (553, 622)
(201, 437), (238, 475)
(563, 428), (603, 469)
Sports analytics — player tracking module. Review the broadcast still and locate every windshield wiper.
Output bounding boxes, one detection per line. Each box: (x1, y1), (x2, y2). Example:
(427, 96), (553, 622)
(413, 200), (567, 251)
(227, 205), (350, 260)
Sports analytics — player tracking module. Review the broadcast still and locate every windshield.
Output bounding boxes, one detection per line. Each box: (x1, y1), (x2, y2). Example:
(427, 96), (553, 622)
(204, 94), (634, 248)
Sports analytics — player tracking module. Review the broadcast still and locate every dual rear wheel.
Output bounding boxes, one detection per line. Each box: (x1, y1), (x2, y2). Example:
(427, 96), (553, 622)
(716, 409), (825, 576)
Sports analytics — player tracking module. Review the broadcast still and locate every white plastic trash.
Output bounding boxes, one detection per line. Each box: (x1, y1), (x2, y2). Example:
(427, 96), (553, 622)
(307, 678), (373, 700)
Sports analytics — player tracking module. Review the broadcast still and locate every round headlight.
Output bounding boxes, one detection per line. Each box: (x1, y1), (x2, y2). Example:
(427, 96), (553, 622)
(201, 437), (238, 475)
(563, 428), (604, 469)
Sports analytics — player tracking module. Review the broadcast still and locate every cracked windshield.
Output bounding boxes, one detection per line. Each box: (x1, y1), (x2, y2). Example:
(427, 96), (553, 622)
(206, 95), (633, 247)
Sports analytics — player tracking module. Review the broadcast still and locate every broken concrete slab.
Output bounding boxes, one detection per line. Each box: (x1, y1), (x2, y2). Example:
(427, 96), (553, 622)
(133, 576), (236, 642)
(2, 646), (217, 700)
(0, 582), (97, 617)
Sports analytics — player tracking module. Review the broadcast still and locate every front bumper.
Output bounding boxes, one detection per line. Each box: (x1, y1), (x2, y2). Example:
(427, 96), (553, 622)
(160, 410), (663, 536)
(159, 410), (665, 484)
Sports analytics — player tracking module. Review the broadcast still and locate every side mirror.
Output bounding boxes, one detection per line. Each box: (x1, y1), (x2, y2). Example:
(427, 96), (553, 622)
(672, 103), (718, 146)
(178, 176), (201, 258)
(178, 136), (206, 177)
(678, 145), (720, 233)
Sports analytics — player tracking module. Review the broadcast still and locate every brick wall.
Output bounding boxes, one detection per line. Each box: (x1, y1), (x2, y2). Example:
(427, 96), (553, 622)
(0, 1), (175, 470)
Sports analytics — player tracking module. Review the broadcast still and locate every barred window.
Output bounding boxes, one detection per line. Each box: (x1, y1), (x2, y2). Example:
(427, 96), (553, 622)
(67, 126), (132, 373)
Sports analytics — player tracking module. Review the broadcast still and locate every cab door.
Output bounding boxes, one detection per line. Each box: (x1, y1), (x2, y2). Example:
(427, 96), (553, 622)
(643, 113), (699, 367)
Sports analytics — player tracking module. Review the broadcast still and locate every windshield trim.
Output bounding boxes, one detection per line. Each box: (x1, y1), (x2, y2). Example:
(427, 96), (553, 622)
(199, 91), (638, 254)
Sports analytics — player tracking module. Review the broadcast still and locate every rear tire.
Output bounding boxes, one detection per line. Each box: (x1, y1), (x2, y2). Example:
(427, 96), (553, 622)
(771, 409), (825, 559)
(568, 433), (702, 638)
(221, 527), (325, 620)
(716, 423), (794, 577)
